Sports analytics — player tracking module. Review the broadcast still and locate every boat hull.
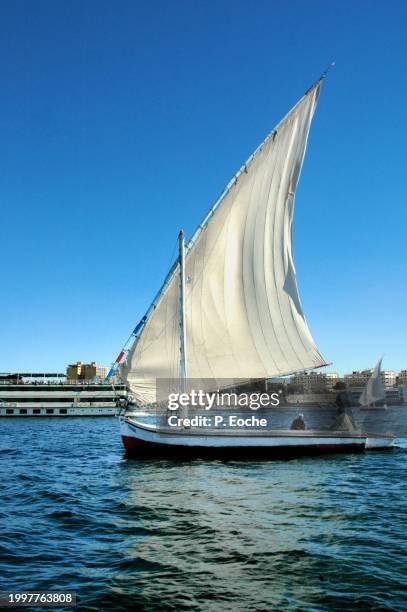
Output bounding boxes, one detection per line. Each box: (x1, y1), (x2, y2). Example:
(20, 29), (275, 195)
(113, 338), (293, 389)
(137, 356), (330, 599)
(120, 417), (367, 459)
(365, 436), (396, 450)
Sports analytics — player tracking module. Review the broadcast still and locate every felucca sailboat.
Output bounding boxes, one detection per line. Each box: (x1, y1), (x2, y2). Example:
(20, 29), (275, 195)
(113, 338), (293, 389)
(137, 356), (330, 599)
(359, 357), (395, 449)
(359, 357), (386, 410)
(110, 73), (394, 456)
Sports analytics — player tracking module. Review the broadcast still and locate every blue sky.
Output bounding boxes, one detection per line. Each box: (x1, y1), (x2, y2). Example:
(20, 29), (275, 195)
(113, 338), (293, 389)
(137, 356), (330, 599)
(0, 0), (406, 375)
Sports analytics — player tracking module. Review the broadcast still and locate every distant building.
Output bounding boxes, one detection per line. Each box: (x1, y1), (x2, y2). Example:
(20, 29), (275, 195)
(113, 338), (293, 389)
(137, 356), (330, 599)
(381, 370), (397, 387)
(66, 362), (107, 382)
(397, 370), (407, 386)
(344, 369), (397, 389)
(289, 371), (339, 393)
(344, 370), (372, 388)
(324, 372), (340, 390)
(283, 368), (407, 400)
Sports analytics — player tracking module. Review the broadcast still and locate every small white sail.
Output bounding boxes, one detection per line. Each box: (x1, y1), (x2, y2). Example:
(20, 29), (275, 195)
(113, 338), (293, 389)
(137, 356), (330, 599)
(122, 81), (328, 404)
(359, 358), (386, 407)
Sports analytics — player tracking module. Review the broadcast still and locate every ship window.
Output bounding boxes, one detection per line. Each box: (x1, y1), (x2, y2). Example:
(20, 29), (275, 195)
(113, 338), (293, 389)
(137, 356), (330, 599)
(19, 409), (27, 414)
(46, 409), (54, 414)
(33, 409), (41, 414)
(6, 409), (14, 414)
(59, 409), (67, 414)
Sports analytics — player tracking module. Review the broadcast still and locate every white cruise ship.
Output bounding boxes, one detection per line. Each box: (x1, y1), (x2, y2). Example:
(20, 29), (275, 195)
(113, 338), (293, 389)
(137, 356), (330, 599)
(0, 372), (127, 417)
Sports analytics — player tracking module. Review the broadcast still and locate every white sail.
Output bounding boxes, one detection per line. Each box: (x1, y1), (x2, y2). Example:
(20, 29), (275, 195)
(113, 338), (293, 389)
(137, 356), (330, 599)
(359, 358), (386, 406)
(122, 81), (328, 404)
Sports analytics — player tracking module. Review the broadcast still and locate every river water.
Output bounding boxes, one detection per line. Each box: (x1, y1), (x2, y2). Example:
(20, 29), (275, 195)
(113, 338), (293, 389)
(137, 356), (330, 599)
(0, 415), (406, 611)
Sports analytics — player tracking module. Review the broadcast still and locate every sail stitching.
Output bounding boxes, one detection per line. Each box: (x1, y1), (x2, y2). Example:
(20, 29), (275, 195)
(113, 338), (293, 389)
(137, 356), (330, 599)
(283, 95), (327, 364)
(251, 135), (285, 374)
(262, 132), (294, 373)
(269, 119), (304, 371)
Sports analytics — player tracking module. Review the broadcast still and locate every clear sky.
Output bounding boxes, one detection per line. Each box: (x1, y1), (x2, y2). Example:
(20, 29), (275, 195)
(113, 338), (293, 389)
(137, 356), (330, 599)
(1, 0), (406, 376)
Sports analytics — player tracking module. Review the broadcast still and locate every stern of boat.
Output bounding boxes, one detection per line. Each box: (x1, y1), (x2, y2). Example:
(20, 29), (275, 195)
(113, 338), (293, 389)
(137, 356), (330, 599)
(365, 435), (397, 450)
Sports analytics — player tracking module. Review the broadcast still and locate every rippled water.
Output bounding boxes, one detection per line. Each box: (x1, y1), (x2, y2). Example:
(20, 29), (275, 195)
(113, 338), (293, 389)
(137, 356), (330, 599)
(1, 417), (406, 611)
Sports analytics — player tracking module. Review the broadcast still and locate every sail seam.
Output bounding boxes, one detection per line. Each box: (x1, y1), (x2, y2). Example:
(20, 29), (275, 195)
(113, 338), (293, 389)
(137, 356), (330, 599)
(262, 131), (292, 373)
(252, 136), (284, 374)
(222, 194), (245, 378)
(284, 94), (326, 364)
(281, 115), (313, 362)
(270, 120), (304, 371)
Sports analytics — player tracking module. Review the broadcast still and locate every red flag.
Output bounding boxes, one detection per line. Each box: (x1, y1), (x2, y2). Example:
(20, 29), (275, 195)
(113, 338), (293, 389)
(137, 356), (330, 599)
(116, 351), (125, 363)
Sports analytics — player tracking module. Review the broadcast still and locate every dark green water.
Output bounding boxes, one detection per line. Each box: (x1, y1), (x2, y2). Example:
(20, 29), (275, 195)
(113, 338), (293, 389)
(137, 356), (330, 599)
(0, 418), (406, 611)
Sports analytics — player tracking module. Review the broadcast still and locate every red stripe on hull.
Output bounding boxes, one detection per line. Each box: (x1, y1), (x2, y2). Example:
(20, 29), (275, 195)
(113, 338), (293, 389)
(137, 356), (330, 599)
(121, 435), (365, 459)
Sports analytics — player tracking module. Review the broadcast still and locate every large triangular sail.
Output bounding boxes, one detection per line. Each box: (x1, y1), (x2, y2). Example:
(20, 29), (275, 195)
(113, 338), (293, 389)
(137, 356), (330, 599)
(121, 80), (328, 404)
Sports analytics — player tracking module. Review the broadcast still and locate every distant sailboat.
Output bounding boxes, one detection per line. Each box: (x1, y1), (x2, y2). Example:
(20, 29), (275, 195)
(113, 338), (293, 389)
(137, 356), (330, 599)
(111, 74), (395, 457)
(359, 357), (396, 449)
(359, 357), (386, 410)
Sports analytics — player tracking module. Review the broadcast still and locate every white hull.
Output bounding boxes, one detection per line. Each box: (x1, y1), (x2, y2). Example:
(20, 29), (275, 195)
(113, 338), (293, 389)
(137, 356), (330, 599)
(365, 436), (396, 450)
(120, 417), (369, 457)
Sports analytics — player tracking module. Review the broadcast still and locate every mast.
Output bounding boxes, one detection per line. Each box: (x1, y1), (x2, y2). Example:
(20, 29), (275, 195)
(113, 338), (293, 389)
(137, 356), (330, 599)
(179, 229), (187, 391)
